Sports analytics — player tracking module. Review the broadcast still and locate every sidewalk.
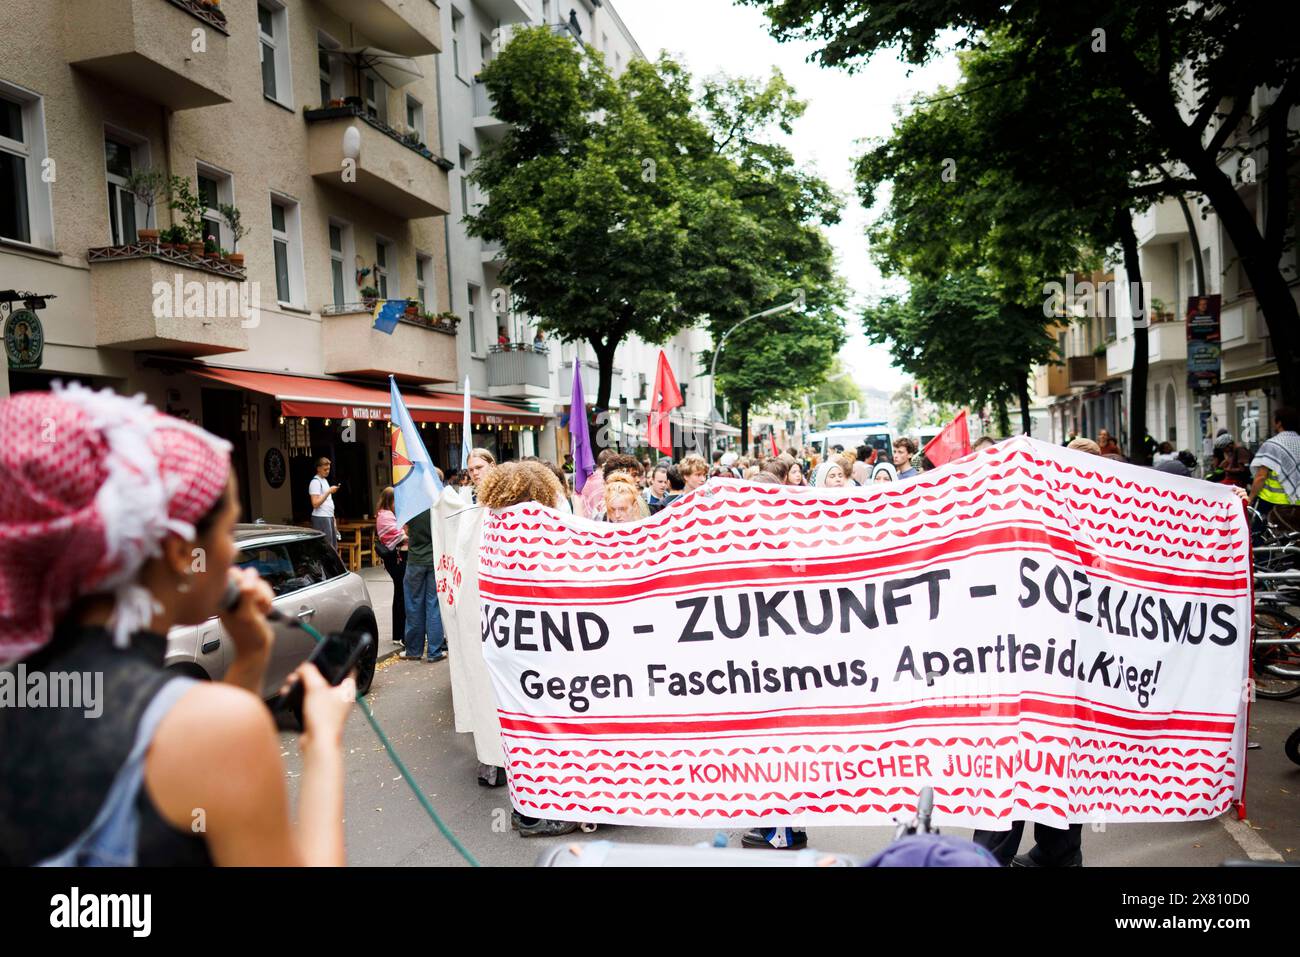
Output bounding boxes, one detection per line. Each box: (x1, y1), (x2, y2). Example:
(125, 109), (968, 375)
(358, 564), (405, 663)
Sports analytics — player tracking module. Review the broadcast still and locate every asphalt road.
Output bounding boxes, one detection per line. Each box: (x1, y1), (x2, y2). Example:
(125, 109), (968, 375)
(279, 567), (1300, 867)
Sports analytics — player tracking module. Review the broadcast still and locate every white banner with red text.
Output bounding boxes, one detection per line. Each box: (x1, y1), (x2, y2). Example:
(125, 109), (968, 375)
(476, 437), (1252, 829)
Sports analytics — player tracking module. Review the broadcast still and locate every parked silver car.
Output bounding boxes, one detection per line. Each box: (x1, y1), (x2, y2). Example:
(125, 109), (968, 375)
(166, 525), (379, 697)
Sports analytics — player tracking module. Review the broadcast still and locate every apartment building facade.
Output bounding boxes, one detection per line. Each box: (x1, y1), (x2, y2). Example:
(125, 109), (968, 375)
(0, 0), (544, 528)
(434, 0), (733, 462)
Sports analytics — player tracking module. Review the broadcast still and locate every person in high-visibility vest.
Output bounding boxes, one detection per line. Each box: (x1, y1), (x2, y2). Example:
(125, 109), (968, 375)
(1248, 406), (1300, 539)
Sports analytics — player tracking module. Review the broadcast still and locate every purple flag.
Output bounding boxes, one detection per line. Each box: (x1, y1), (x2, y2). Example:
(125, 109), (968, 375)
(570, 360), (595, 493)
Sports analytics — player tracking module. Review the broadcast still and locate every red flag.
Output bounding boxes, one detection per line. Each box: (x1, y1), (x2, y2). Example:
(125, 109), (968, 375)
(922, 409), (971, 467)
(647, 350), (682, 456)
(769, 431), (779, 458)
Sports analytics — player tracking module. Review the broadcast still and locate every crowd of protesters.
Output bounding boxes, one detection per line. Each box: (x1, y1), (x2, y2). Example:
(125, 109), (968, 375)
(3, 377), (1287, 867)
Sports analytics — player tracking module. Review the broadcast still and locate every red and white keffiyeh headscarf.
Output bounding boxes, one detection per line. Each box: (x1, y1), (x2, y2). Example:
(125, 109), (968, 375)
(0, 382), (231, 665)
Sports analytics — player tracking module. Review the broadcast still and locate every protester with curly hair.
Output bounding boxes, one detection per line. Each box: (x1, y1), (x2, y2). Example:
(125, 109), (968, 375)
(474, 461), (581, 837)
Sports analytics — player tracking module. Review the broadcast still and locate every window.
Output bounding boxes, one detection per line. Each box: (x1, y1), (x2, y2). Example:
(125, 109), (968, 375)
(258, 2), (292, 108)
(468, 283), (479, 352)
(364, 75), (388, 123)
(104, 135), (140, 245)
(329, 223), (346, 307)
(375, 237), (397, 298)
(236, 544), (296, 596)
(405, 95), (424, 141)
(317, 32), (343, 105)
(270, 195), (304, 307)
(458, 145), (473, 218)
(543, 0), (551, 23)
(416, 253), (432, 308)
(196, 163), (232, 250)
(480, 34), (493, 72)
(451, 8), (465, 79)
(288, 535), (346, 587)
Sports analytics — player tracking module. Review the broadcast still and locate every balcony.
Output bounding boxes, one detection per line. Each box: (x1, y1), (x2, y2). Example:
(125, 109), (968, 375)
(1133, 197), (1186, 247)
(64, 0), (232, 110)
(1067, 354), (1107, 386)
(322, 308), (457, 383)
(89, 246), (249, 356)
(487, 343), (551, 399)
(551, 21), (584, 45)
(472, 79), (510, 140)
(305, 107), (451, 219)
(311, 0), (440, 56)
(481, 238), (505, 264)
(1034, 362), (1069, 397)
(477, 0), (535, 24)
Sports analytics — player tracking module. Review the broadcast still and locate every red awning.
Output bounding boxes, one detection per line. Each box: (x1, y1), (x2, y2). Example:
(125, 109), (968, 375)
(191, 367), (544, 426)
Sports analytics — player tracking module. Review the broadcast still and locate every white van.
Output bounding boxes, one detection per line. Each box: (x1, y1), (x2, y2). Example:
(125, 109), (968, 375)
(809, 420), (894, 458)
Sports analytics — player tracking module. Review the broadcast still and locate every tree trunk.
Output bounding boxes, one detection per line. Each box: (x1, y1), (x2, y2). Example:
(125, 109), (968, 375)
(995, 397), (1011, 437)
(1017, 374), (1032, 436)
(740, 400), (750, 457)
(1117, 211), (1151, 465)
(588, 335), (620, 454)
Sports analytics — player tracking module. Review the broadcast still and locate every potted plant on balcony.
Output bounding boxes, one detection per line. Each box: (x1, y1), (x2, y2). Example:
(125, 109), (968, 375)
(360, 286), (379, 309)
(404, 299), (420, 318)
(167, 175), (206, 258)
(204, 235), (221, 260)
(125, 168), (167, 246)
(218, 202), (247, 266)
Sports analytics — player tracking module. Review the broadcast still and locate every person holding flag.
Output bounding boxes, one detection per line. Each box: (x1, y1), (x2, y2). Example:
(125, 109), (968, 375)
(388, 377), (446, 663)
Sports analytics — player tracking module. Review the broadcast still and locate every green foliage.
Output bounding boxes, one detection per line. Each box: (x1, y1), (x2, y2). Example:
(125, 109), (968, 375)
(167, 176), (205, 245)
(808, 358), (864, 430)
(862, 272), (1056, 415)
(470, 28), (845, 409)
(700, 70), (848, 413)
(742, 0), (1300, 406)
(124, 168), (168, 229)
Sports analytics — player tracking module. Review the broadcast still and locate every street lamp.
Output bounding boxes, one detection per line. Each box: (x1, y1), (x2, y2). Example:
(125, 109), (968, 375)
(709, 291), (804, 455)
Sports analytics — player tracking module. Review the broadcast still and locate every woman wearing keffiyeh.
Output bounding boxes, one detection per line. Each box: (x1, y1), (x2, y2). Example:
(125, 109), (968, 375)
(0, 384), (354, 866)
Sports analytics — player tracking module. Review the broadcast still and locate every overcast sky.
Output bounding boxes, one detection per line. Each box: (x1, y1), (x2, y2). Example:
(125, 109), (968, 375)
(614, 0), (961, 394)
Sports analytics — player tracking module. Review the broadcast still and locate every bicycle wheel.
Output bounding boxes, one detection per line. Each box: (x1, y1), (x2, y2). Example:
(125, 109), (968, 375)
(1287, 727), (1300, 767)
(1253, 606), (1300, 700)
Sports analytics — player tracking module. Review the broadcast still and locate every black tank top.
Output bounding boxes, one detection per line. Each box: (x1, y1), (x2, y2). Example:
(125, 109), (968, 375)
(0, 625), (213, 866)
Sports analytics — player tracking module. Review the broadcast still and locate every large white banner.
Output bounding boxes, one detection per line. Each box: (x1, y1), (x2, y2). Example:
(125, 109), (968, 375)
(470, 438), (1252, 829)
(432, 487), (503, 767)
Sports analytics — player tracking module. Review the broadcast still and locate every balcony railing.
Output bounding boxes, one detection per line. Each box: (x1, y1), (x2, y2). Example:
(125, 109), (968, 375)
(487, 343), (551, 398)
(89, 247), (250, 356)
(472, 79), (510, 139)
(1067, 354), (1107, 386)
(322, 300), (460, 335)
(322, 309), (458, 382)
(87, 241), (247, 280)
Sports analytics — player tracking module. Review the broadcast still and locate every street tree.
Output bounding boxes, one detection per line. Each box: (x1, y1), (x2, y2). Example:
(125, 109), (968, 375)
(862, 272), (1057, 435)
(742, 0), (1300, 406)
(469, 28), (763, 410)
(698, 70), (848, 453)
